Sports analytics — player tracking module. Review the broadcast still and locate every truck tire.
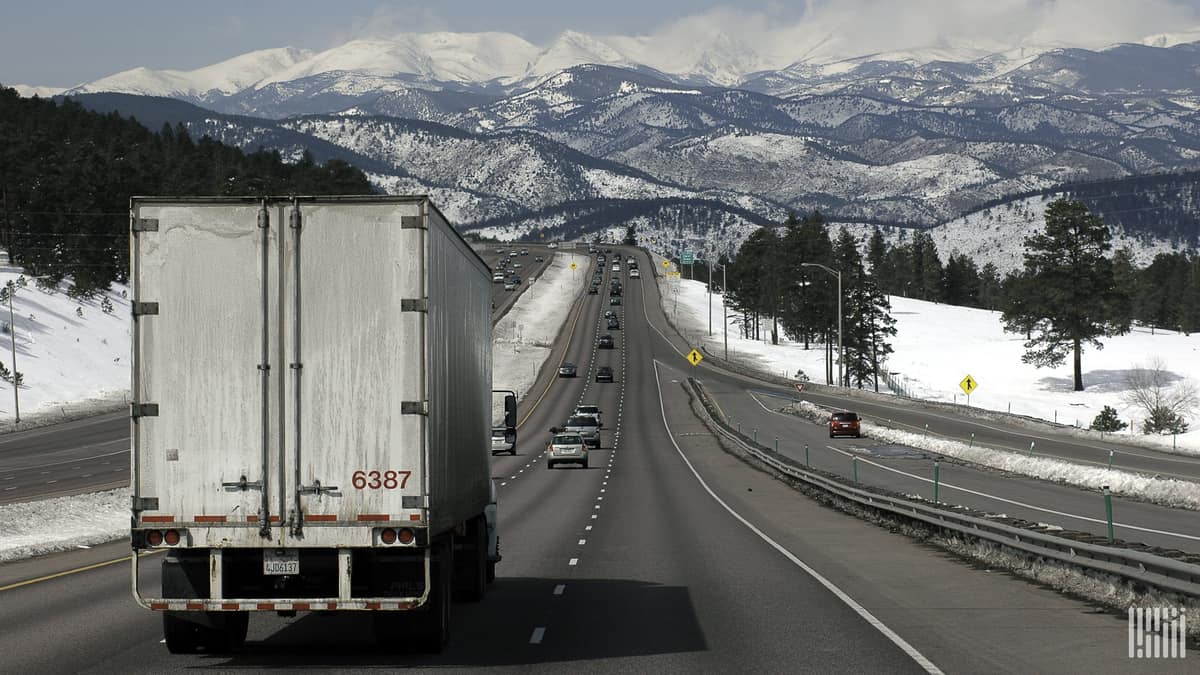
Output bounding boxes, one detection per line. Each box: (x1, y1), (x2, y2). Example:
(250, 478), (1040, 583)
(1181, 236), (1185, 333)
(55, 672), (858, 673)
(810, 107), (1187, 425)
(413, 540), (452, 653)
(453, 516), (487, 603)
(200, 612), (248, 653)
(163, 613), (202, 654)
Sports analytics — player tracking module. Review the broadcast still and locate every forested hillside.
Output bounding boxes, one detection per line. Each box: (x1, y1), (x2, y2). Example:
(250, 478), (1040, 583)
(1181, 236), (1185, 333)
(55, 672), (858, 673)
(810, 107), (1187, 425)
(0, 87), (373, 294)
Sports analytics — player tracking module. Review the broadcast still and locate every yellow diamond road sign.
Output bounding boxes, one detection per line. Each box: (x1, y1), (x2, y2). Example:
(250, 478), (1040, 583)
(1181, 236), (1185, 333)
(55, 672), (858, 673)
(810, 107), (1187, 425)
(959, 374), (978, 396)
(687, 349), (704, 366)
(662, 260), (670, 268)
(570, 262), (577, 270)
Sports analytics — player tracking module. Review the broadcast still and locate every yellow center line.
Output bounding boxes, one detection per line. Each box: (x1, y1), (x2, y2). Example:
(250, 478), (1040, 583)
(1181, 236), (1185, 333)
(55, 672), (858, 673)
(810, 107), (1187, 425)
(0, 550), (162, 593)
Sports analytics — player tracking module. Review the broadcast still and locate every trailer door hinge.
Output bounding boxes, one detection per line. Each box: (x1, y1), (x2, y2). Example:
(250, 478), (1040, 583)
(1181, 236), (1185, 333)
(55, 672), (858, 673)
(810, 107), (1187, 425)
(401, 401), (427, 415)
(132, 302), (159, 316)
(131, 218), (159, 233)
(400, 216), (424, 229)
(131, 403), (159, 419)
(401, 299), (428, 313)
(133, 496), (159, 511)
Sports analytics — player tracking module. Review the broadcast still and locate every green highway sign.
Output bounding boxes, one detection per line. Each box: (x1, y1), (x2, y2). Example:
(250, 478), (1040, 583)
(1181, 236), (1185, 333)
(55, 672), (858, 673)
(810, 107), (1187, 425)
(681, 251), (694, 265)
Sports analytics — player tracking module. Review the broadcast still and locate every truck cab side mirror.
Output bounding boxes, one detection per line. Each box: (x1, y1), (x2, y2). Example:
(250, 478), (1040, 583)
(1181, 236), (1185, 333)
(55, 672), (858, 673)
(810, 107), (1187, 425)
(504, 394), (517, 430)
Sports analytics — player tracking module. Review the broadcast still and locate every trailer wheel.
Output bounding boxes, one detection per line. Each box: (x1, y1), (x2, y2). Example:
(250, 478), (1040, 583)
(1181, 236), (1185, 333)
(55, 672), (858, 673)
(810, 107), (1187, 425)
(413, 540), (451, 653)
(163, 613), (202, 654)
(200, 611), (248, 653)
(454, 516), (487, 602)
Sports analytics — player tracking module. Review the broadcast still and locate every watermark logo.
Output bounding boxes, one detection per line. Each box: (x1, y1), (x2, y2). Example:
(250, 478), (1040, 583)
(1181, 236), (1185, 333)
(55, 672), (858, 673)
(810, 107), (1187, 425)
(1128, 607), (1186, 659)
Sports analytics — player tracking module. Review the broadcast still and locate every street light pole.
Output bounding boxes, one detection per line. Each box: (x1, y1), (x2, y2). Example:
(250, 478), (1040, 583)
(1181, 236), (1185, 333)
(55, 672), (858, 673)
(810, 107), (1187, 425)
(801, 262), (843, 387)
(708, 261), (712, 337)
(6, 282), (17, 423)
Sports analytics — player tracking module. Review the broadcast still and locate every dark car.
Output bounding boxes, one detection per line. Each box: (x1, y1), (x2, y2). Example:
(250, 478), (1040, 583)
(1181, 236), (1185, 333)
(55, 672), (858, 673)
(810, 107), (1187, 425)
(607, 316), (620, 330)
(610, 287), (622, 297)
(598, 334), (615, 349)
(596, 366), (614, 383)
(610, 296), (622, 306)
(558, 362), (578, 378)
(535, 256), (544, 262)
(829, 411), (862, 438)
(588, 285), (598, 294)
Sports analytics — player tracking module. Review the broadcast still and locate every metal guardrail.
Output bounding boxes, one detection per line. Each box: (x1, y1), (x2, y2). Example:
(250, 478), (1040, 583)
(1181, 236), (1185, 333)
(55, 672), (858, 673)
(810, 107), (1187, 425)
(687, 379), (1200, 599)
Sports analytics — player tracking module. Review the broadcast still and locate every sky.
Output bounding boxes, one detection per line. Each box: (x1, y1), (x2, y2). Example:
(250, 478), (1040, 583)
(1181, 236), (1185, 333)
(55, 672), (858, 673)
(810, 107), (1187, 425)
(3, 0), (1200, 87)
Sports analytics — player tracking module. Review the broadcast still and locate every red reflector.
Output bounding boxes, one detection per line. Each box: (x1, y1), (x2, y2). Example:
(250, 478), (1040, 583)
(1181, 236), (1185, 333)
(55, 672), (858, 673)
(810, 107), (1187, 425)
(186, 602), (203, 610)
(163, 530), (180, 546)
(257, 603), (275, 611)
(142, 516), (175, 523)
(398, 528), (415, 545)
(194, 515), (226, 523)
(380, 528), (397, 544)
(409, 514), (421, 521)
(305, 514), (337, 522)
(222, 602), (240, 610)
(150, 602), (169, 610)
(358, 514), (389, 522)
(366, 602), (381, 610)
(146, 530), (163, 546)
(294, 603), (310, 611)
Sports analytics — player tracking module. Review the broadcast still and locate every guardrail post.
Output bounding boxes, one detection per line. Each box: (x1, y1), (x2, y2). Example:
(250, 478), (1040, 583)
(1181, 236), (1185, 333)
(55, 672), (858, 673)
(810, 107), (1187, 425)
(1103, 486), (1114, 544)
(774, 436), (779, 453)
(753, 428), (758, 444)
(933, 461), (940, 504)
(737, 422), (742, 434)
(1028, 441), (1035, 455)
(969, 433), (975, 448)
(923, 423), (929, 437)
(805, 444), (810, 467)
(853, 456), (859, 485)
(1107, 450), (1114, 469)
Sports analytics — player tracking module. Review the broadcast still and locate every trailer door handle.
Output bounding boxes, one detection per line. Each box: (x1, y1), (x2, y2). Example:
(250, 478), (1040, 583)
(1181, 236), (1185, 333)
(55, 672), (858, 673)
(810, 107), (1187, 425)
(222, 475), (264, 491)
(299, 479), (339, 495)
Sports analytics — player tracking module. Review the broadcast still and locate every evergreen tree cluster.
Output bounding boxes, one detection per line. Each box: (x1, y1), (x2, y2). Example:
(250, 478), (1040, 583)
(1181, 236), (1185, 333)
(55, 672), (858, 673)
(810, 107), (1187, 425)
(0, 87), (374, 295)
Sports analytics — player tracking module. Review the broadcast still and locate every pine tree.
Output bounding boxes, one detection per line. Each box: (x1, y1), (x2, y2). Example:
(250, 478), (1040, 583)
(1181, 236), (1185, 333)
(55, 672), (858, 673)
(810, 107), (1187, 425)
(1091, 406), (1128, 432)
(1001, 199), (1130, 391)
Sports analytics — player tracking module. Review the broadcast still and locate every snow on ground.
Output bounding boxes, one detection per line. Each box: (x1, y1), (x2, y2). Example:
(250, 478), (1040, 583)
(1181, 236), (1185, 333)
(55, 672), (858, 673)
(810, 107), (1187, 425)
(785, 400), (1200, 510)
(492, 252), (588, 421)
(0, 252), (587, 562)
(657, 272), (1200, 453)
(0, 269), (131, 426)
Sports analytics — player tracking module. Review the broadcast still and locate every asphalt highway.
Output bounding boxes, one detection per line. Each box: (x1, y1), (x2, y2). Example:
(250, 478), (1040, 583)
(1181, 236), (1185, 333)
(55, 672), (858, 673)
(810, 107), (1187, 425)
(0, 245), (1193, 672)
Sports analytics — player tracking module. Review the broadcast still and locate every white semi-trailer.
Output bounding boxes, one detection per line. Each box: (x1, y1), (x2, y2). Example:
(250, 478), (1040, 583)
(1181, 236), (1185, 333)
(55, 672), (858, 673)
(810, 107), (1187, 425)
(128, 196), (509, 653)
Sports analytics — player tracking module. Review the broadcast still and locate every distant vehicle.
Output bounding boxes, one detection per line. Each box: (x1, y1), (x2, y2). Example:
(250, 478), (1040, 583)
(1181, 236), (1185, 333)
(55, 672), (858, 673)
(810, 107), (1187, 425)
(610, 286), (622, 297)
(547, 433), (587, 469)
(607, 316), (620, 329)
(629, 268), (640, 279)
(598, 334), (615, 349)
(509, 251), (518, 257)
(829, 412), (862, 438)
(574, 404), (603, 428)
(491, 427), (516, 455)
(513, 262), (522, 269)
(627, 257), (635, 265)
(558, 362), (577, 378)
(534, 256), (544, 262)
(612, 264), (620, 272)
(492, 273), (505, 283)
(595, 366), (614, 383)
(563, 414), (601, 448)
(605, 310), (617, 319)
(610, 297), (621, 306)
(504, 280), (517, 291)
(520, 249), (529, 256)
(588, 285), (598, 294)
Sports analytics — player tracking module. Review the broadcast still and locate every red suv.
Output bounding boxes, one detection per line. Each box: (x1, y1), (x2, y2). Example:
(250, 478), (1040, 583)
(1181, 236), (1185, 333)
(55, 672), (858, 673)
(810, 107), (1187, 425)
(829, 411), (861, 438)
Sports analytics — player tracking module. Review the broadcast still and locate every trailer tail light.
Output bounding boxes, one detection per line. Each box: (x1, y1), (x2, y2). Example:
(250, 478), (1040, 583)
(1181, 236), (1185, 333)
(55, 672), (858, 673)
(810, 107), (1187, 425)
(163, 529), (180, 546)
(398, 528), (415, 545)
(380, 528), (397, 544)
(146, 530), (163, 546)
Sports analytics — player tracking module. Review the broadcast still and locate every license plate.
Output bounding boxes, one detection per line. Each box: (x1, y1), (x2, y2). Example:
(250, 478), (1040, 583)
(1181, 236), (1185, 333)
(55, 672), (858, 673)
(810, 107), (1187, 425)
(263, 549), (300, 575)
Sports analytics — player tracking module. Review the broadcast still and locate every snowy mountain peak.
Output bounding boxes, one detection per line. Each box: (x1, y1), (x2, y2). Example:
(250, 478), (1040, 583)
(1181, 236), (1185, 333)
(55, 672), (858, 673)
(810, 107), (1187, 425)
(69, 47), (312, 99)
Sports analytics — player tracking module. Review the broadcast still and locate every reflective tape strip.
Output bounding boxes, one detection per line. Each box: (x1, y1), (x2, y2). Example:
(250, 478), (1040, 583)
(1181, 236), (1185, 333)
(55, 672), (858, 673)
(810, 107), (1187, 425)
(257, 603), (274, 611)
(409, 514), (421, 521)
(194, 515), (227, 523)
(141, 516), (175, 523)
(221, 602), (239, 610)
(305, 515), (337, 522)
(357, 514), (389, 521)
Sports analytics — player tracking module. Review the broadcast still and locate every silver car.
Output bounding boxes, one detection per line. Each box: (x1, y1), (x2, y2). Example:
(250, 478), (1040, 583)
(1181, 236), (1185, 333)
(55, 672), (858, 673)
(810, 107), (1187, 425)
(491, 427), (516, 455)
(548, 433), (588, 469)
(563, 414), (601, 448)
(574, 404), (603, 429)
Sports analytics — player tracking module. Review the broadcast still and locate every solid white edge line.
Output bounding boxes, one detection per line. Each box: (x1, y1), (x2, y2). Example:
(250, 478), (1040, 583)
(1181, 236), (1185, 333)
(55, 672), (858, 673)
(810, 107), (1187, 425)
(553, 584), (565, 596)
(530, 626), (546, 644)
(652, 360), (944, 675)
(746, 393), (1200, 543)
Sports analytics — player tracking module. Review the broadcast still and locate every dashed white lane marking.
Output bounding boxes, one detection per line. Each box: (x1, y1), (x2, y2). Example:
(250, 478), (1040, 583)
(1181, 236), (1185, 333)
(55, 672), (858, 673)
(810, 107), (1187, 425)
(593, 505), (601, 510)
(568, 557), (579, 566)
(159, 639), (166, 644)
(591, 514), (598, 519)
(585, 525), (593, 531)
(578, 539), (587, 545)
(46, 480), (58, 484)
(553, 584), (566, 596)
(530, 627), (546, 644)
(500, 482), (507, 487)
(3, 486), (16, 491)
(651, 360), (944, 675)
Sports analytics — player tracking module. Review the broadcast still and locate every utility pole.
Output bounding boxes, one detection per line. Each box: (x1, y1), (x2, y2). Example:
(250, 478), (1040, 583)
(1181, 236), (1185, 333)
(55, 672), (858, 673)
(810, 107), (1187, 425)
(6, 282), (18, 423)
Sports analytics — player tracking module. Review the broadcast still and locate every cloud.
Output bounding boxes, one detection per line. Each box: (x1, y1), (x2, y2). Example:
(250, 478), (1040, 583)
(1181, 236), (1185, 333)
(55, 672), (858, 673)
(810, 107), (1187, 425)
(335, 3), (450, 44)
(630, 0), (1200, 69)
